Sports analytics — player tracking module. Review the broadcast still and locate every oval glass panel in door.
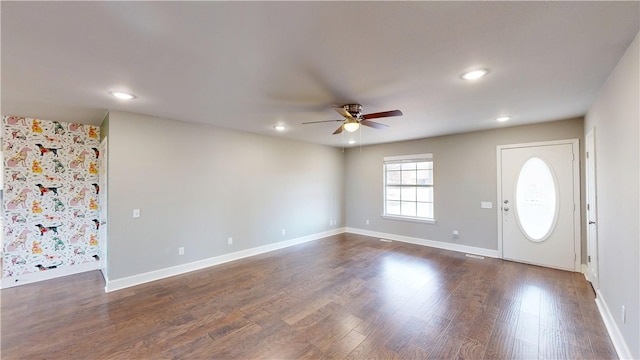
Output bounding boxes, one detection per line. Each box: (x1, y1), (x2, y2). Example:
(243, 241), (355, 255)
(515, 157), (558, 242)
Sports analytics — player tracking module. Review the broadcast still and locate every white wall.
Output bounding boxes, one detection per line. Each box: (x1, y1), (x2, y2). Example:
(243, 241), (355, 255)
(585, 32), (640, 359)
(105, 111), (344, 281)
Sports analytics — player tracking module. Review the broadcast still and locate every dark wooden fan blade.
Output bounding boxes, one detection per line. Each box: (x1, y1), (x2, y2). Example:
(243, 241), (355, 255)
(361, 120), (389, 129)
(332, 124), (344, 135)
(334, 107), (355, 120)
(302, 119), (343, 124)
(362, 110), (403, 120)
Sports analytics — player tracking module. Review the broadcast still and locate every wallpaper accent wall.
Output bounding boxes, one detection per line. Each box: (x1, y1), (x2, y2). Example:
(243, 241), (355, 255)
(2, 116), (100, 277)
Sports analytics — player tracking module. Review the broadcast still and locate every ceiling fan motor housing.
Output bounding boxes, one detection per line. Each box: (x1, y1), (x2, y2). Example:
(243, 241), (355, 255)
(343, 104), (363, 118)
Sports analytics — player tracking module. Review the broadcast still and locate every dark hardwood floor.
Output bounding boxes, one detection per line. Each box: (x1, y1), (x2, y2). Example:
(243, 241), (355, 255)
(1, 233), (617, 359)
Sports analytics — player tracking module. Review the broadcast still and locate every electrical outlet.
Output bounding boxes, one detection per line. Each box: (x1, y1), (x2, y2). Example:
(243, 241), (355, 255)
(622, 305), (626, 324)
(228, 237), (233, 245)
(133, 209), (141, 218)
(282, 229), (286, 235)
(366, 219), (370, 225)
(178, 247), (184, 255)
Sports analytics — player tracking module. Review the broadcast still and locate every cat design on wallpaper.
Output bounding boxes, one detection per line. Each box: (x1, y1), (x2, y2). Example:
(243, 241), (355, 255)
(31, 160), (43, 173)
(32, 200), (44, 213)
(6, 147), (32, 167)
(31, 119), (44, 133)
(31, 241), (43, 254)
(7, 188), (32, 209)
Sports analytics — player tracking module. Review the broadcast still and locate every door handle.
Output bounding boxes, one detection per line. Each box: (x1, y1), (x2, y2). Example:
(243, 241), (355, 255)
(589, 221), (596, 225)
(503, 207), (509, 211)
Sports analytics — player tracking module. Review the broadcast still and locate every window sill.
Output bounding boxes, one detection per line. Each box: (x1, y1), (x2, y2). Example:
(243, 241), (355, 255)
(382, 214), (437, 224)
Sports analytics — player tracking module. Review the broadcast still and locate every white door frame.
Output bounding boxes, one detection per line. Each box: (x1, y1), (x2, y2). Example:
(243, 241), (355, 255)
(496, 139), (581, 271)
(585, 128), (599, 288)
(98, 137), (108, 282)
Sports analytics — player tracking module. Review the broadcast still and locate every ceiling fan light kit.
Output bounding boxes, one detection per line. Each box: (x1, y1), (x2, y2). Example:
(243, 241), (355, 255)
(343, 119), (360, 132)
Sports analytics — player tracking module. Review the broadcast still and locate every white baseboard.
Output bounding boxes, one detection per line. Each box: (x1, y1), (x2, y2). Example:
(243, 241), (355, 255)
(105, 228), (346, 292)
(0, 261), (100, 289)
(345, 227), (500, 258)
(2, 227), (500, 293)
(595, 290), (633, 359)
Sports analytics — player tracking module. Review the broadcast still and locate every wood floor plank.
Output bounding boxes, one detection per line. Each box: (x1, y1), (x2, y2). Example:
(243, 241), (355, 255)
(457, 337), (487, 359)
(484, 321), (517, 359)
(0, 234), (618, 359)
(323, 329), (367, 359)
(427, 334), (464, 359)
(511, 338), (539, 359)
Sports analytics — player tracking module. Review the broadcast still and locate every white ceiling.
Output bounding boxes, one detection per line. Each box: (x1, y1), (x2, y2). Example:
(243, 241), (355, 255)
(2, 2), (638, 147)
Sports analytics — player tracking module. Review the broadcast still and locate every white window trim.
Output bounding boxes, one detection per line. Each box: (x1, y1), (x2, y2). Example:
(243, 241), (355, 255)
(383, 153), (435, 223)
(383, 153), (433, 163)
(381, 214), (437, 224)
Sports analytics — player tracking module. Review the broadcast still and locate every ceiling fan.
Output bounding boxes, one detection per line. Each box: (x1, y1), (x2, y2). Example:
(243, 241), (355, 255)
(302, 104), (403, 134)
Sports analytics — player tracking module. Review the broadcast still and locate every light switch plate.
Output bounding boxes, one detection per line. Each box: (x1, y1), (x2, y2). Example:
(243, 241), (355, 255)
(481, 202), (493, 209)
(133, 209), (141, 218)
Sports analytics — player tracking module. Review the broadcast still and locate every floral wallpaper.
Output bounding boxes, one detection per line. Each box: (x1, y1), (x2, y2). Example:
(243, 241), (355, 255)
(2, 116), (101, 277)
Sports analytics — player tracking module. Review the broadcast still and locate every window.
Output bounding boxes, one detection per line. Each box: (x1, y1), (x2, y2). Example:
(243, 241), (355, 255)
(383, 153), (434, 222)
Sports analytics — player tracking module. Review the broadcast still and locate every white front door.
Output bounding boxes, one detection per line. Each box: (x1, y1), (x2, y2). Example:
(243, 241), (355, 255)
(585, 129), (599, 288)
(498, 140), (580, 271)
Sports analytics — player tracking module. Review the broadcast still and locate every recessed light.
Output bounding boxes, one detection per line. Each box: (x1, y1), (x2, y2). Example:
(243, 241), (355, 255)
(460, 69), (489, 80)
(348, 140), (356, 145)
(496, 116), (511, 122)
(274, 125), (286, 131)
(110, 91), (136, 100)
